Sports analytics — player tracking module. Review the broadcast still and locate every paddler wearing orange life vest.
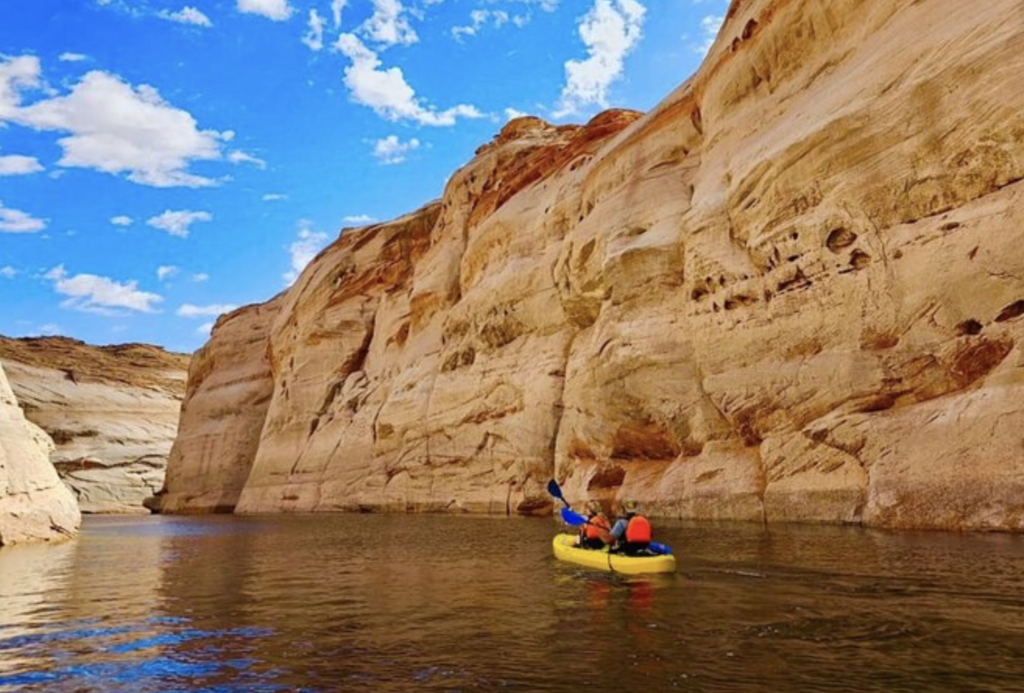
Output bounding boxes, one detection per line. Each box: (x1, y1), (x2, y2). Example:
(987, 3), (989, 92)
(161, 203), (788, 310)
(609, 499), (653, 556)
(578, 500), (612, 549)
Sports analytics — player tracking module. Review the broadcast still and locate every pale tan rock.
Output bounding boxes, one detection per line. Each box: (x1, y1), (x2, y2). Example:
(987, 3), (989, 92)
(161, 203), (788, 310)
(0, 338), (189, 513)
(164, 0), (1024, 531)
(0, 362), (80, 546)
(155, 299), (283, 513)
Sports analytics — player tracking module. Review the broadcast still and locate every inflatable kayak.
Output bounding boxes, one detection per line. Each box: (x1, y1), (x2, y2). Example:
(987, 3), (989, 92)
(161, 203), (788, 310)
(551, 534), (676, 575)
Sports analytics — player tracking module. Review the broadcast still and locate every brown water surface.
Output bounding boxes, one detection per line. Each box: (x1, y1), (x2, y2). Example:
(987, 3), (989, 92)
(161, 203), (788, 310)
(2, 514), (1024, 691)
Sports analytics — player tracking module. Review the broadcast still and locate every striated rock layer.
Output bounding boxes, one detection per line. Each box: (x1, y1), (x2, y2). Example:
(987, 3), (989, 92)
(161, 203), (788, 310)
(160, 0), (1024, 531)
(0, 362), (80, 545)
(0, 337), (189, 513)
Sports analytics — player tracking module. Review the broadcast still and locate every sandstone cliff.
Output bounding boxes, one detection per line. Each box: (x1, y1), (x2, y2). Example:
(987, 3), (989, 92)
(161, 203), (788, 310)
(0, 362), (80, 545)
(0, 337), (189, 513)
(159, 0), (1024, 531)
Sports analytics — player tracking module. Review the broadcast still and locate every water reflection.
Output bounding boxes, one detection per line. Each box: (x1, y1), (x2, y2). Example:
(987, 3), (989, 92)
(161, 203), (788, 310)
(1, 516), (1024, 691)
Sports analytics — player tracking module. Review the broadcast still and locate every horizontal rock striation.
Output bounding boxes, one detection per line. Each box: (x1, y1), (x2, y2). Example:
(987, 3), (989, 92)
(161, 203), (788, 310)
(0, 362), (80, 546)
(159, 0), (1024, 531)
(0, 337), (189, 513)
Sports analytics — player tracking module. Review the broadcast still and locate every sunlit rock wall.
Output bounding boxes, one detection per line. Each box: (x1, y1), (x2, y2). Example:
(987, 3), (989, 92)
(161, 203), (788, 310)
(0, 362), (80, 546)
(0, 338), (189, 514)
(162, 0), (1024, 530)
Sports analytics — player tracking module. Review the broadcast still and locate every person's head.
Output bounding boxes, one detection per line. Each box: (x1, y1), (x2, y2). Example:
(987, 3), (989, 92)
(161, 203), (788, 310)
(585, 500), (604, 516)
(623, 499), (641, 516)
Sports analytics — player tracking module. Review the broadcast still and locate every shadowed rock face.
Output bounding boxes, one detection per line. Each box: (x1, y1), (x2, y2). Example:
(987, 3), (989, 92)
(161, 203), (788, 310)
(159, 0), (1024, 531)
(0, 337), (189, 514)
(0, 362), (80, 546)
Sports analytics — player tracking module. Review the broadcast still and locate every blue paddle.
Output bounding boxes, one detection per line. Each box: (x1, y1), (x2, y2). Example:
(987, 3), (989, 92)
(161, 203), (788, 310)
(547, 479), (588, 525)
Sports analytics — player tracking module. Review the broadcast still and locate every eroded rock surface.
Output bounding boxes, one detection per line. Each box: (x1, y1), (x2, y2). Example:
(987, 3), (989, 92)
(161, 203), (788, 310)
(160, 0), (1024, 530)
(0, 337), (189, 513)
(0, 362), (80, 546)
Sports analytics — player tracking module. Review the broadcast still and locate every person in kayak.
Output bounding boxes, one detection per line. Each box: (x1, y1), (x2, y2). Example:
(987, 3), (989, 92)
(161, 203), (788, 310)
(578, 500), (612, 549)
(609, 500), (652, 556)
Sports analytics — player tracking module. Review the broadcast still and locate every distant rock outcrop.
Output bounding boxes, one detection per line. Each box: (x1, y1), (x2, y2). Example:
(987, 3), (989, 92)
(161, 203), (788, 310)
(0, 337), (189, 513)
(158, 0), (1024, 531)
(0, 362), (80, 546)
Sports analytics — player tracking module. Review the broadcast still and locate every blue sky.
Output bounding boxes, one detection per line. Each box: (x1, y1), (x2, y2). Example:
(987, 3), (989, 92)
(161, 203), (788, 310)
(0, 0), (727, 353)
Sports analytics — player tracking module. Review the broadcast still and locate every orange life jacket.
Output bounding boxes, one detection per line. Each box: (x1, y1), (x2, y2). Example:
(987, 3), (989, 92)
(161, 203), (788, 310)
(625, 515), (652, 543)
(585, 515), (611, 541)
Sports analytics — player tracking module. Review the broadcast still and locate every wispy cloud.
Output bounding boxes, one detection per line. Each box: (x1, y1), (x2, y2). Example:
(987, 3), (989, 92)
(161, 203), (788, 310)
(0, 200), (46, 233)
(331, 0), (347, 27)
(343, 214), (376, 224)
(452, 9), (509, 40)
(0, 155), (43, 176)
(177, 303), (238, 318)
(58, 53), (88, 62)
(158, 6), (213, 26)
(695, 14), (724, 55)
(191, 272), (210, 282)
(284, 223), (329, 284)
(237, 0), (293, 21)
(302, 9), (326, 50)
(362, 0), (418, 47)
(336, 34), (482, 126)
(228, 150), (266, 168)
(0, 266), (17, 279)
(263, 193), (287, 201)
(147, 210), (212, 238)
(555, 0), (646, 117)
(111, 215), (133, 226)
(45, 265), (162, 314)
(372, 135), (419, 164)
(157, 265), (180, 281)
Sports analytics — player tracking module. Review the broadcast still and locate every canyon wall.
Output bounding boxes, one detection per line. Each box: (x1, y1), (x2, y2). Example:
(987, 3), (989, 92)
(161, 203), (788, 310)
(0, 362), (80, 545)
(159, 0), (1024, 530)
(0, 338), (189, 513)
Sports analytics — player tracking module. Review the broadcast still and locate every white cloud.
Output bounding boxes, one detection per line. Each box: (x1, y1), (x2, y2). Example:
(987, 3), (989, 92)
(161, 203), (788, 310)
(6, 61), (228, 187)
(111, 215), (133, 226)
(0, 266), (16, 278)
(45, 265), (162, 314)
(237, 0), (293, 21)
(302, 9), (326, 50)
(147, 210), (212, 238)
(197, 321), (214, 335)
(372, 135), (419, 164)
(191, 272), (210, 282)
(361, 0), (418, 47)
(284, 225), (329, 284)
(555, 0), (646, 117)
(695, 14), (724, 55)
(336, 33), (482, 126)
(0, 55), (42, 121)
(228, 150), (266, 168)
(0, 200), (46, 233)
(177, 303), (238, 318)
(452, 9), (509, 39)
(343, 214), (376, 224)
(331, 0), (347, 27)
(263, 193), (287, 201)
(157, 265), (180, 281)
(0, 155), (43, 175)
(504, 107), (528, 121)
(158, 6), (213, 26)
(59, 53), (88, 62)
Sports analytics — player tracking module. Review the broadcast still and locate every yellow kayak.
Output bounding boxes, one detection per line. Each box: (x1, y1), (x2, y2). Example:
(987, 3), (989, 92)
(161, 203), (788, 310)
(551, 534), (676, 575)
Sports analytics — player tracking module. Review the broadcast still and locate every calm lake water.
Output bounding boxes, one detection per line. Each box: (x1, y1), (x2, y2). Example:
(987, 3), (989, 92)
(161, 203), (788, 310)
(2, 514), (1024, 692)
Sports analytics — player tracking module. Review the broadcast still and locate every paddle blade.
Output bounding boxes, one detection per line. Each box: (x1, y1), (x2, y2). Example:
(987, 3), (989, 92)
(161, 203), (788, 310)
(650, 542), (673, 555)
(547, 479), (564, 502)
(560, 507), (588, 526)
